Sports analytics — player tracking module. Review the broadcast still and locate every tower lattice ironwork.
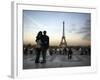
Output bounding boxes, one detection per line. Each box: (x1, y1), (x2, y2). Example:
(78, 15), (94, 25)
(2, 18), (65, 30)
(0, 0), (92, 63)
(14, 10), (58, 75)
(59, 21), (67, 47)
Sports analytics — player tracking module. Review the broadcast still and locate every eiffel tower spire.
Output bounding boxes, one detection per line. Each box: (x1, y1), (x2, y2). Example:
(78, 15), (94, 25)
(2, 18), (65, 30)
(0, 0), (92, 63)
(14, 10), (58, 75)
(59, 21), (67, 47)
(63, 21), (65, 37)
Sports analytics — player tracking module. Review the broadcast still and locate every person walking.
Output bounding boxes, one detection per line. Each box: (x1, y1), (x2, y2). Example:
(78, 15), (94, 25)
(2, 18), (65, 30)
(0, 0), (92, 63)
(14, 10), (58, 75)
(68, 48), (73, 60)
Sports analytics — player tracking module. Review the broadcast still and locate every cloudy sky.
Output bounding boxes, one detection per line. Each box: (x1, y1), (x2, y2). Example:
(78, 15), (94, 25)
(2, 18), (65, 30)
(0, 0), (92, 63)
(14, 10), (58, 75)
(23, 10), (91, 46)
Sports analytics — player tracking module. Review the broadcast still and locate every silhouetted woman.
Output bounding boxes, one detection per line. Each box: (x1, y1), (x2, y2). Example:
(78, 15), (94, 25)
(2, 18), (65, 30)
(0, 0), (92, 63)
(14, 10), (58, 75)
(35, 31), (43, 63)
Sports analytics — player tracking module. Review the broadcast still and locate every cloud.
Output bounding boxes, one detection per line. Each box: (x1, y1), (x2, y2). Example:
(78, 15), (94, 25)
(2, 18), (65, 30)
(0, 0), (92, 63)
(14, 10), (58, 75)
(82, 32), (91, 40)
(75, 19), (91, 40)
(67, 24), (79, 33)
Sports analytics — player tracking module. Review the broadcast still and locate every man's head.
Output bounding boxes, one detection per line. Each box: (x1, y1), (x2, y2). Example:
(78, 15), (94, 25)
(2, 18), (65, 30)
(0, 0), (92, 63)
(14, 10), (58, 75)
(43, 31), (47, 35)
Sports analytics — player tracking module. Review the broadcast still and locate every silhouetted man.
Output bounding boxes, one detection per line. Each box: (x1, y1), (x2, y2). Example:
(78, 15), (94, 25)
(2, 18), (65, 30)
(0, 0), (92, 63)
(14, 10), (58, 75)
(41, 31), (49, 63)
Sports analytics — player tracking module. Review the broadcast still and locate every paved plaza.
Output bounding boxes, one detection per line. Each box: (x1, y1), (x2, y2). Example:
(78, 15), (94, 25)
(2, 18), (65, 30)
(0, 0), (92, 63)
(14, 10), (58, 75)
(23, 52), (91, 69)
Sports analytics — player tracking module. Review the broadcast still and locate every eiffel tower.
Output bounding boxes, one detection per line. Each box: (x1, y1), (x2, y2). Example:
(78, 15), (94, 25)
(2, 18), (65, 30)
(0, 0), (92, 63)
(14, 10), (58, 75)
(59, 21), (67, 47)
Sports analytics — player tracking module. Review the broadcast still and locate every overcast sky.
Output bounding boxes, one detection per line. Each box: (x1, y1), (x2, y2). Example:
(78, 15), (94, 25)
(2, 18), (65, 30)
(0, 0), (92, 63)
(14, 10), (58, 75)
(23, 10), (91, 46)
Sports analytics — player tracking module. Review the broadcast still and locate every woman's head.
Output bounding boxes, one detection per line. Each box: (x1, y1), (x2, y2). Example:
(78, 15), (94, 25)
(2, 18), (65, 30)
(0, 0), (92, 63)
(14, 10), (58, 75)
(38, 31), (42, 35)
(37, 31), (42, 38)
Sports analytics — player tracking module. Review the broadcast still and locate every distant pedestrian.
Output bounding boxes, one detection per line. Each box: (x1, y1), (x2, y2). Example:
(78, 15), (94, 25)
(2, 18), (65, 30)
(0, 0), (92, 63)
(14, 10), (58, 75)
(68, 48), (73, 60)
(63, 47), (67, 55)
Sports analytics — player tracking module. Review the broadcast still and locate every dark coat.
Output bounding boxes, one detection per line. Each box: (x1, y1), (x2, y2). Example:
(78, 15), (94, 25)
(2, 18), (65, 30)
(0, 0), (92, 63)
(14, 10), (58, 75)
(41, 35), (49, 49)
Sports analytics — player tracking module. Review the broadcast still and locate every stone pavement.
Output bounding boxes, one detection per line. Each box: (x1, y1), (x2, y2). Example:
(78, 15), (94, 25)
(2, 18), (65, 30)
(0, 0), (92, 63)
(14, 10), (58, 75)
(23, 53), (90, 69)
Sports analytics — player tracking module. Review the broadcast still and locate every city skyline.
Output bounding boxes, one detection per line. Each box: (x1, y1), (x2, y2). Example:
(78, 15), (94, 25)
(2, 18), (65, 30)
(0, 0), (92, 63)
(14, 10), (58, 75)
(23, 10), (91, 46)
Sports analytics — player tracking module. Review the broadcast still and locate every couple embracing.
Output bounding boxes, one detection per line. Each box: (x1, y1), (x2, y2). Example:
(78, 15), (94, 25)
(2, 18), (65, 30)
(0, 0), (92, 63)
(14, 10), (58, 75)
(35, 31), (49, 64)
